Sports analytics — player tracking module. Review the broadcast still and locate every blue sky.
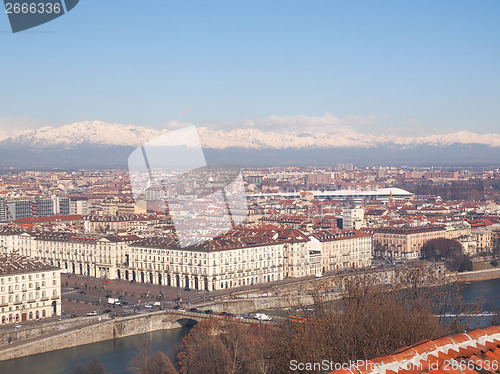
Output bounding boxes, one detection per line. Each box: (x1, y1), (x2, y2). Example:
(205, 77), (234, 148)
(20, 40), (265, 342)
(1, 0), (499, 136)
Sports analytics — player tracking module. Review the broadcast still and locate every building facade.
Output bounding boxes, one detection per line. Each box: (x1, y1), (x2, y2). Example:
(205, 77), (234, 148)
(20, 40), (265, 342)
(309, 229), (372, 272)
(0, 255), (61, 324)
(342, 207), (365, 230)
(122, 235), (284, 291)
(16, 232), (139, 280)
(373, 225), (446, 259)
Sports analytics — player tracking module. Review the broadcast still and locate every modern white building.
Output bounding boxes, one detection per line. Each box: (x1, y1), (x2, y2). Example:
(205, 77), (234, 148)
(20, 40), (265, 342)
(70, 197), (90, 216)
(342, 206), (365, 230)
(0, 255), (61, 324)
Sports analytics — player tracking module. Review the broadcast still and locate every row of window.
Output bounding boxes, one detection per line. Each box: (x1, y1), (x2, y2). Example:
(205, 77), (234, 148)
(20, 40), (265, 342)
(0, 289), (58, 304)
(0, 271), (57, 284)
(0, 279), (57, 292)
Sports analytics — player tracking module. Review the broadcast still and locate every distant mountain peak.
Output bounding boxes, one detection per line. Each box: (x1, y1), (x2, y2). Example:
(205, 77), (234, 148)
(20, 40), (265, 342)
(1, 121), (499, 151)
(1, 121), (162, 148)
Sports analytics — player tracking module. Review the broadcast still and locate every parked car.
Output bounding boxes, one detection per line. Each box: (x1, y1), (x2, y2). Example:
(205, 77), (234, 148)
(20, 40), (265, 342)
(102, 309), (112, 314)
(204, 309), (213, 314)
(121, 301), (129, 306)
(144, 304), (152, 308)
(70, 314), (77, 318)
(189, 307), (198, 312)
(254, 313), (272, 321)
(86, 311), (97, 316)
(13, 323), (21, 328)
(184, 287), (191, 291)
(178, 307), (186, 312)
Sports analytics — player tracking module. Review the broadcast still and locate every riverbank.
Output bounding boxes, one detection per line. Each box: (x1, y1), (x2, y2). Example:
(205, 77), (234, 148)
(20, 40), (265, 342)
(0, 328), (190, 374)
(0, 311), (178, 362)
(450, 267), (500, 282)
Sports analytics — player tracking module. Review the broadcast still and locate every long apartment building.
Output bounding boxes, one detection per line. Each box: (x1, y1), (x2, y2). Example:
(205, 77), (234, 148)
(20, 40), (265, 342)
(0, 255), (61, 325)
(15, 232), (139, 280)
(0, 196), (71, 221)
(0, 223), (376, 290)
(123, 235), (284, 291)
(373, 225), (446, 259)
(309, 229), (372, 272)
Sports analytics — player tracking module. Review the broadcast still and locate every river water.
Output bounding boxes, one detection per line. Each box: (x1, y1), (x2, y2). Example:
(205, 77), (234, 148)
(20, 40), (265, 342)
(0, 327), (191, 374)
(0, 278), (499, 374)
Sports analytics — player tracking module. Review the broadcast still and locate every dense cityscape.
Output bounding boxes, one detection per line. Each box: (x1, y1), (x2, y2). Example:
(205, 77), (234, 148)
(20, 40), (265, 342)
(0, 166), (499, 317)
(3, 1), (500, 373)
(0, 165), (499, 373)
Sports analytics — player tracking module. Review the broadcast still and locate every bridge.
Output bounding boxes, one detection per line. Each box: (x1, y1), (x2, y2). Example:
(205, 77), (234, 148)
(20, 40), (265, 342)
(160, 309), (273, 328)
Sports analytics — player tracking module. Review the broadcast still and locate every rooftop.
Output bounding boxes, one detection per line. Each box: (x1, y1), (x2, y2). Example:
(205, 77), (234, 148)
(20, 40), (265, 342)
(327, 325), (500, 374)
(0, 255), (59, 275)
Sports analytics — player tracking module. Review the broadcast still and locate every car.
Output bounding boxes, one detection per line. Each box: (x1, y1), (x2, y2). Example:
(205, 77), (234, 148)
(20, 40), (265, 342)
(102, 309), (112, 313)
(204, 309), (213, 314)
(184, 287), (191, 291)
(70, 314), (77, 318)
(236, 314), (247, 319)
(254, 313), (272, 321)
(178, 307), (186, 312)
(105, 294), (112, 298)
(86, 311), (97, 316)
(13, 323), (21, 328)
(79, 291), (86, 294)
(189, 307), (198, 312)
(144, 304), (152, 308)
(130, 279), (136, 283)
(121, 301), (129, 306)
(219, 312), (228, 316)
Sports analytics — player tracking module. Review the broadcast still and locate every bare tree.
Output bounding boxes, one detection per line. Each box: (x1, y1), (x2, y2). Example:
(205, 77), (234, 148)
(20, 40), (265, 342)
(71, 357), (107, 374)
(175, 265), (485, 374)
(142, 352), (178, 374)
(128, 339), (153, 374)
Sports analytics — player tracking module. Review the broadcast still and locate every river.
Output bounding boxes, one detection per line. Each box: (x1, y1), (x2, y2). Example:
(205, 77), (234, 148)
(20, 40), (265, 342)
(0, 278), (498, 373)
(0, 327), (191, 374)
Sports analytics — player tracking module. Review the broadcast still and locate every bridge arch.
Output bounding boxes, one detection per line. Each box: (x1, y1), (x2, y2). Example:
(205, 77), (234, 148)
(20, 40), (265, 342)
(174, 318), (199, 327)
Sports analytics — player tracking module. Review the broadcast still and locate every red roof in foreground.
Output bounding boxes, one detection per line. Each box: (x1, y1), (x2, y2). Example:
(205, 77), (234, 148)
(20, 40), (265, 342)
(327, 325), (500, 374)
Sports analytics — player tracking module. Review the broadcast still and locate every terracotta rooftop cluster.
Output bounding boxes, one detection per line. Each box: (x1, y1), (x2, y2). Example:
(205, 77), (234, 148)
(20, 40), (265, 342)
(328, 325), (500, 374)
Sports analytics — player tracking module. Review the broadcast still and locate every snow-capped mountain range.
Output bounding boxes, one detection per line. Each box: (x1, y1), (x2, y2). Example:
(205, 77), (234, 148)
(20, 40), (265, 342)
(1, 121), (499, 149)
(0, 121), (499, 168)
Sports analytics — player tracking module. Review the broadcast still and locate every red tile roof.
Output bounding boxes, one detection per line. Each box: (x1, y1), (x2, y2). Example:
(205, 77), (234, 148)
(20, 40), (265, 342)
(327, 326), (500, 374)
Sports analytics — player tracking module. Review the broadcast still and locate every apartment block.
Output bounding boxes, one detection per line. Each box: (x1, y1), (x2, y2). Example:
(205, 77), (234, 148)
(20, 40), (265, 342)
(0, 255), (61, 324)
